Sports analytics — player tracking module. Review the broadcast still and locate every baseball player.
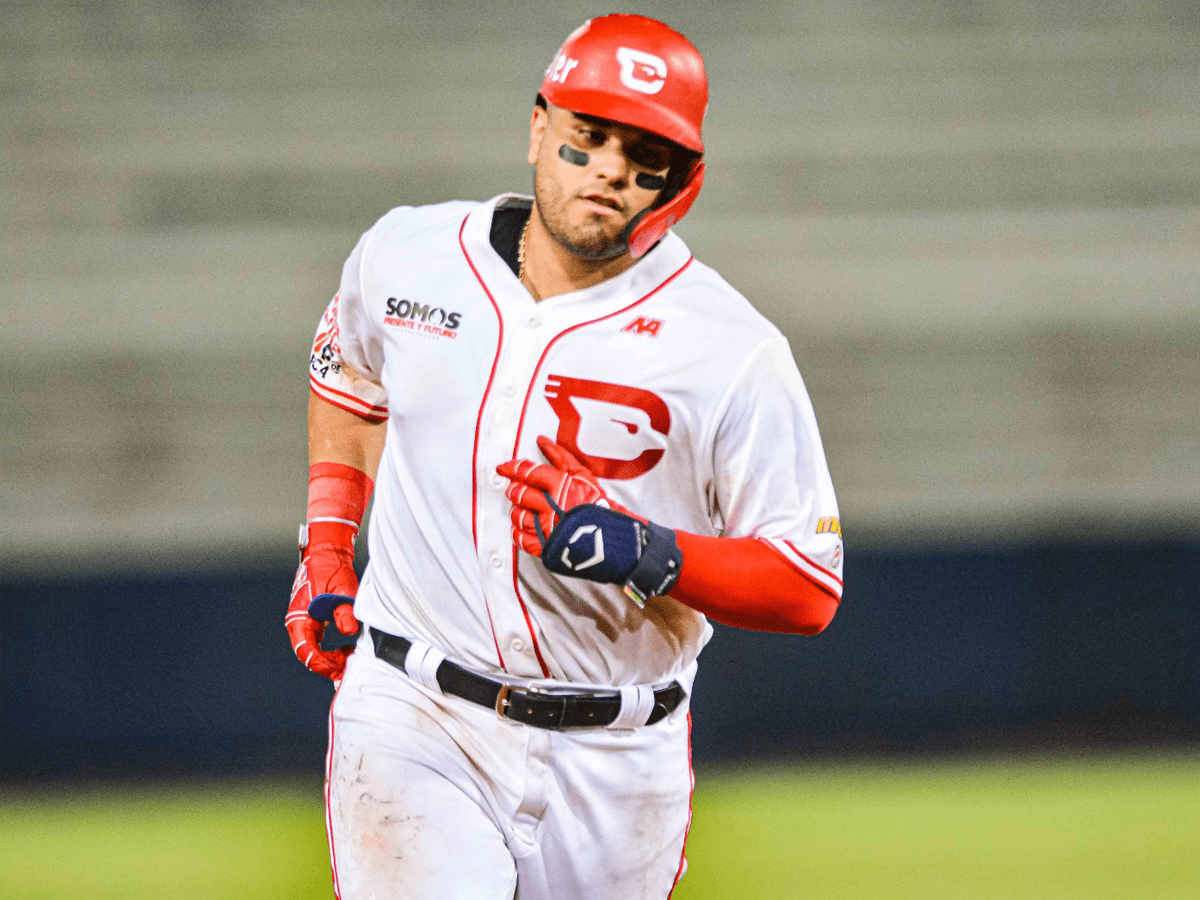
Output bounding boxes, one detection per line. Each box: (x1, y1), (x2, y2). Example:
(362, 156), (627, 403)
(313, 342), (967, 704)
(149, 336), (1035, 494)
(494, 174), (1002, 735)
(286, 14), (844, 900)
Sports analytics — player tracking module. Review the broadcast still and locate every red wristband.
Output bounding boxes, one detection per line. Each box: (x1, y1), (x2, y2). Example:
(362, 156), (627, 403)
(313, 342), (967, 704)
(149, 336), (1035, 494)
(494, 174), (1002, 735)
(307, 462), (374, 527)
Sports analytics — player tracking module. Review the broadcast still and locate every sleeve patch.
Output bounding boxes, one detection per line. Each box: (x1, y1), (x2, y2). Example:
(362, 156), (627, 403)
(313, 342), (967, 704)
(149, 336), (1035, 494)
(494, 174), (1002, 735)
(310, 292), (344, 378)
(308, 292), (389, 420)
(816, 516), (842, 538)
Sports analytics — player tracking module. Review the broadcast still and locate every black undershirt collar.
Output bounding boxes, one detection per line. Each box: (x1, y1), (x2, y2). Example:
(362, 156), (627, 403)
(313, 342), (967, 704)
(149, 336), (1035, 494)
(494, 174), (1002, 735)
(490, 200), (532, 278)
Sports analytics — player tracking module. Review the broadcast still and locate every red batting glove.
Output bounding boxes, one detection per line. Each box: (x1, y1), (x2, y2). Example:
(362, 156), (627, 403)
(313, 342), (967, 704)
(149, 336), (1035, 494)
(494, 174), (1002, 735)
(496, 436), (639, 557)
(285, 462), (373, 681)
(286, 521), (361, 680)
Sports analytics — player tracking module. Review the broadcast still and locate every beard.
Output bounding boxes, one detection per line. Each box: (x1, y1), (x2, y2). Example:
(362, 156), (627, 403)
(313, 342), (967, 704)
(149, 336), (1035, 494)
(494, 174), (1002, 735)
(532, 167), (630, 261)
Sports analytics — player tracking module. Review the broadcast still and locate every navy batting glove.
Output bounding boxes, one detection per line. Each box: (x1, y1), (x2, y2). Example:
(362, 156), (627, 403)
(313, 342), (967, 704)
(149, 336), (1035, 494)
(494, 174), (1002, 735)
(540, 503), (682, 607)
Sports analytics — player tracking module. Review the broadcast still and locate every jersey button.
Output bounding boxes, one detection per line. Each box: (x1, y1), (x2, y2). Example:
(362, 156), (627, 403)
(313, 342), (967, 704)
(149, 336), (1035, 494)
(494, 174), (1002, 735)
(503, 385), (517, 398)
(526, 316), (541, 328)
(490, 471), (504, 487)
(490, 553), (503, 568)
(510, 638), (525, 652)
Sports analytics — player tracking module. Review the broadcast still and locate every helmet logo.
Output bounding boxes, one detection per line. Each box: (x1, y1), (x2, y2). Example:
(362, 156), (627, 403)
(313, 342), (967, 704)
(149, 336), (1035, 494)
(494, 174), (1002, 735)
(547, 53), (580, 84)
(615, 47), (667, 95)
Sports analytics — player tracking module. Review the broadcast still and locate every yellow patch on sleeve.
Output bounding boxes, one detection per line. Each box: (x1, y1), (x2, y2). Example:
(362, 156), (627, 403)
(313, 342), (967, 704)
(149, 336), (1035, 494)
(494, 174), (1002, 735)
(817, 517), (842, 538)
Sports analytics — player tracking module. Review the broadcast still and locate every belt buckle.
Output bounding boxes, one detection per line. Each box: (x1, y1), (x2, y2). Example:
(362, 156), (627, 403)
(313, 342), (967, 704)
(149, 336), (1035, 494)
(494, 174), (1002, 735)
(496, 683), (555, 724)
(495, 684), (512, 719)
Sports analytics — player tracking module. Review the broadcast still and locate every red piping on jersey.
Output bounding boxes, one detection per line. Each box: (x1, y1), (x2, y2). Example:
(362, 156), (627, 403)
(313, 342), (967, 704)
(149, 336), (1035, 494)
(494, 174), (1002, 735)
(458, 214), (509, 671)
(510, 255), (693, 458)
(309, 382), (389, 422)
(777, 538), (844, 591)
(667, 711), (695, 899)
(325, 689), (343, 900)
(514, 581), (551, 677)
(506, 255), (695, 677)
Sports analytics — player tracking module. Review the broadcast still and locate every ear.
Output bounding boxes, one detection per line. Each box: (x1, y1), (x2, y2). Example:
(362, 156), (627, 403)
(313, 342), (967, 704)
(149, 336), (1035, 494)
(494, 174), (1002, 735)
(528, 105), (548, 165)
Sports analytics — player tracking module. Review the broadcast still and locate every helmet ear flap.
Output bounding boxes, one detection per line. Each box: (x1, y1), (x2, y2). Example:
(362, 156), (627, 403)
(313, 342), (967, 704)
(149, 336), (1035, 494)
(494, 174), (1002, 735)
(655, 149), (702, 209)
(627, 159), (705, 258)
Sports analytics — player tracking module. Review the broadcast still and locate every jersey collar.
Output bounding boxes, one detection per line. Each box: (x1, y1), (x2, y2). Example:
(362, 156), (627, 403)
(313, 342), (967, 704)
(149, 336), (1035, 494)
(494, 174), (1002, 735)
(461, 194), (693, 312)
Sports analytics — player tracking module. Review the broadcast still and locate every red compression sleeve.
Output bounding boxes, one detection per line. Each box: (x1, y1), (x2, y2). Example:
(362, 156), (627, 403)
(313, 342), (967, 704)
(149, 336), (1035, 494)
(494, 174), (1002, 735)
(307, 462), (374, 546)
(669, 532), (840, 635)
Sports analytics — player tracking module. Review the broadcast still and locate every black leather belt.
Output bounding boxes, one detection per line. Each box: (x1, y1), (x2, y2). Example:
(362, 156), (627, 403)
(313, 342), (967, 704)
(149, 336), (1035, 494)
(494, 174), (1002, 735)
(369, 628), (683, 729)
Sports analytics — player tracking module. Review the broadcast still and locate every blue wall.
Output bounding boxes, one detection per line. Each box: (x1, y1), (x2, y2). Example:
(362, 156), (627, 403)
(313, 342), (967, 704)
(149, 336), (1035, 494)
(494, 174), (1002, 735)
(3, 537), (1198, 780)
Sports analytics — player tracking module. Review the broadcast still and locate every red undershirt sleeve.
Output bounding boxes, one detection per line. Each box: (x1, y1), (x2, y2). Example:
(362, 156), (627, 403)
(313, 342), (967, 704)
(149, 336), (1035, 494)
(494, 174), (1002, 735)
(669, 531), (840, 635)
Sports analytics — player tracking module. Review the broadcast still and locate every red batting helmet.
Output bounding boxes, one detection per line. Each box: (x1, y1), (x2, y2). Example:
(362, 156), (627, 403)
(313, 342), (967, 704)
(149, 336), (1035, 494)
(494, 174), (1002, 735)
(539, 15), (709, 257)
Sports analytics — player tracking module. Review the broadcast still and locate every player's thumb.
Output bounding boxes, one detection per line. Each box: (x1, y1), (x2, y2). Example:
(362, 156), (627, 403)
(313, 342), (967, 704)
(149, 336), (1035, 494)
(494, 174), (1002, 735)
(333, 602), (360, 636)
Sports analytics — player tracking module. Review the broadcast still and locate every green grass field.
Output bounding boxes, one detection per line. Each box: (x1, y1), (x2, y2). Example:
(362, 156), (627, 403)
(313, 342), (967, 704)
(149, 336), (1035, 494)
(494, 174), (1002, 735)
(3, 752), (1197, 899)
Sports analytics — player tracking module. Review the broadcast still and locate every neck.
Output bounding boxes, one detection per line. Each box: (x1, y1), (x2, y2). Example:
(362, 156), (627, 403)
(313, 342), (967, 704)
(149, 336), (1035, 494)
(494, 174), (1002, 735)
(520, 206), (637, 301)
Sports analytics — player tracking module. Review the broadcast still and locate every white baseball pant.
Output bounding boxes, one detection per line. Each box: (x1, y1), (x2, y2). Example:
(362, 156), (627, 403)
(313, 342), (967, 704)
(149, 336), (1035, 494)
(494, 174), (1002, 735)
(325, 636), (694, 899)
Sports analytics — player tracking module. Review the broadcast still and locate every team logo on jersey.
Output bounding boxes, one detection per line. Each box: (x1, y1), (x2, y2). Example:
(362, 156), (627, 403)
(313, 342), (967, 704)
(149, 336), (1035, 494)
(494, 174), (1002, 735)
(384, 297), (463, 339)
(616, 47), (667, 95)
(544, 375), (670, 480)
(621, 316), (664, 337)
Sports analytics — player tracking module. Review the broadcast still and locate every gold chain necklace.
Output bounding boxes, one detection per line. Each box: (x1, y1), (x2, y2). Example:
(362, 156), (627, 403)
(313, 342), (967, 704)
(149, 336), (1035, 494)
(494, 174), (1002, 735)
(517, 217), (530, 282)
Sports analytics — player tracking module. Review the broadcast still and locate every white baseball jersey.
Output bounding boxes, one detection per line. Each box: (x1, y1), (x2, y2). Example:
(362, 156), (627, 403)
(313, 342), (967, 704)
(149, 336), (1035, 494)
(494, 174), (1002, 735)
(310, 194), (843, 693)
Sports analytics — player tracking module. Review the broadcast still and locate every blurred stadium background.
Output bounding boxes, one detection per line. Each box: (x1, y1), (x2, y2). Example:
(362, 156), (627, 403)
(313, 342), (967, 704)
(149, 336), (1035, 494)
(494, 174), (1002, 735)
(2, 0), (1198, 897)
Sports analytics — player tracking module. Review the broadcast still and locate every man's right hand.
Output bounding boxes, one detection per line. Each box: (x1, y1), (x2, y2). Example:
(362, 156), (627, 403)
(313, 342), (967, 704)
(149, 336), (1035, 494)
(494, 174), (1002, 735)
(285, 521), (361, 681)
(496, 436), (638, 555)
